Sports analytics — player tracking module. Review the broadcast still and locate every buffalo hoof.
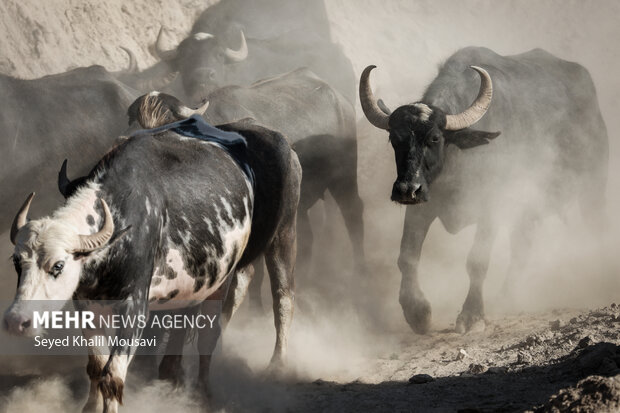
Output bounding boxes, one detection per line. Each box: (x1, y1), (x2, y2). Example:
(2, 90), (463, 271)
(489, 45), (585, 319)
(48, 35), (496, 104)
(264, 358), (296, 383)
(455, 310), (486, 334)
(401, 298), (432, 334)
(191, 382), (212, 410)
(266, 355), (286, 376)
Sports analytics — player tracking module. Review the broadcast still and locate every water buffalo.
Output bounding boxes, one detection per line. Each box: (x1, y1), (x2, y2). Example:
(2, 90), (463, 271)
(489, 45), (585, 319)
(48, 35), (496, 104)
(0, 65), (138, 237)
(127, 68), (363, 309)
(5, 105), (300, 411)
(360, 47), (608, 334)
(151, 28), (356, 105)
(135, 0), (355, 104)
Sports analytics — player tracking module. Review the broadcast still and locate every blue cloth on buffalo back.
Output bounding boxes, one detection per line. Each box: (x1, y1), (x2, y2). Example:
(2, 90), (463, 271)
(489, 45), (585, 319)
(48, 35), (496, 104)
(131, 115), (254, 185)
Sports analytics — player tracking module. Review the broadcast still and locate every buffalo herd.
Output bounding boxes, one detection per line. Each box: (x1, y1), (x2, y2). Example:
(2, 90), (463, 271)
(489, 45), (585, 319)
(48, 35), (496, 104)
(1, 1), (609, 411)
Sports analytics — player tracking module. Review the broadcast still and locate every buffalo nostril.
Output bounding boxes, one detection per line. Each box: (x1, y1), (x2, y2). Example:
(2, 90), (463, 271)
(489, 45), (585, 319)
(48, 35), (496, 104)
(411, 184), (422, 199)
(21, 319), (31, 330)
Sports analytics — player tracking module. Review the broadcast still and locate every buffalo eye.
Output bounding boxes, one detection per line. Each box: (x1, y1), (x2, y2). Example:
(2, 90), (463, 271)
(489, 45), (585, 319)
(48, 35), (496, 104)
(429, 134), (441, 144)
(50, 261), (65, 278)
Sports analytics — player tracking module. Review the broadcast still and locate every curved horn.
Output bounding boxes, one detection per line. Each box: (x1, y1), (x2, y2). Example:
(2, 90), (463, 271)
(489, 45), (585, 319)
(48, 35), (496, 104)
(58, 159), (71, 198)
(119, 47), (138, 73)
(377, 99), (392, 115)
(154, 26), (178, 61)
(224, 30), (248, 63)
(359, 65), (390, 130)
(176, 100), (210, 118)
(445, 66), (493, 131)
(11, 193), (35, 245)
(74, 199), (115, 253)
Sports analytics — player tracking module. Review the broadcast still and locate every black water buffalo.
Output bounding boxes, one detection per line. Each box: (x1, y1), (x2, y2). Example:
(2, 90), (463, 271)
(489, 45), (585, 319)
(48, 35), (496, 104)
(139, 0), (355, 104)
(0, 65), (138, 236)
(129, 69), (363, 309)
(151, 28), (355, 105)
(204, 68), (362, 277)
(360, 47), (608, 334)
(5, 106), (300, 411)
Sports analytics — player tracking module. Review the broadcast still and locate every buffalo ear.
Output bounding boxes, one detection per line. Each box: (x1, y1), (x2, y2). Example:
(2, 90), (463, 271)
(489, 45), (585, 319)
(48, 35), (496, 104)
(445, 128), (501, 149)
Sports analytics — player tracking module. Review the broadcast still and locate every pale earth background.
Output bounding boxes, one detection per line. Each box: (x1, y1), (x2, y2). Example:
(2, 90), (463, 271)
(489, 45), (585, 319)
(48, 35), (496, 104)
(0, 0), (619, 411)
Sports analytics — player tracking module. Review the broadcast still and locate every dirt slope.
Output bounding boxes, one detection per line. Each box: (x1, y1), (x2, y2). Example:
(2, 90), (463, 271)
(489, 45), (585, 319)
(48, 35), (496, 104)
(0, 0), (211, 78)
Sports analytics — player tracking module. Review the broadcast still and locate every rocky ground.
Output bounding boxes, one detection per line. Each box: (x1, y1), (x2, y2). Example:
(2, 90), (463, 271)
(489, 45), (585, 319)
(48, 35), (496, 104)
(211, 305), (620, 412)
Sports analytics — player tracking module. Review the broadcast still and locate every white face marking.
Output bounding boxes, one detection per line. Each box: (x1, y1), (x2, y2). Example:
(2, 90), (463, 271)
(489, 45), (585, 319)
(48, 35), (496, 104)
(7, 183), (105, 334)
(193, 32), (214, 41)
(413, 102), (433, 122)
(12, 221), (83, 302)
(12, 182), (103, 298)
(145, 197), (151, 216)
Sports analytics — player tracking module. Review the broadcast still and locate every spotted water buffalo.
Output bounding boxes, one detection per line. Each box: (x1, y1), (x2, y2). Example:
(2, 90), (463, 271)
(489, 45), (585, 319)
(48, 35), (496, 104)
(128, 68), (363, 310)
(360, 47), (608, 334)
(4, 107), (300, 411)
(0, 65), (138, 238)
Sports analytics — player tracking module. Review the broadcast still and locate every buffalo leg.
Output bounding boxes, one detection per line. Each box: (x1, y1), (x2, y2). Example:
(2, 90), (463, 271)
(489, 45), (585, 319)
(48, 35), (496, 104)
(398, 207), (434, 334)
(264, 154), (299, 368)
(222, 264), (255, 324)
(196, 322), (221, 404)
(295, 207), (314, 279)
(196, 280), (230, 404)
(328, 140), (366, 275)
(247, 257), (265, 313)
(83, 298), (146, 413)
(84, 352), (132, 413)
(158, 306), (201, 386)
(456, 220), (497, 333)
(265, 219), (297, 367)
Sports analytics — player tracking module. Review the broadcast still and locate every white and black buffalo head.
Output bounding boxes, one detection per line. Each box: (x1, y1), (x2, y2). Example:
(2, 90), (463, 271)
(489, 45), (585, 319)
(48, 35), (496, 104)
(153, 26), (248, 103)
(127, 91), (209, 129)
(3, 193), (114, 336)
(360, 65), (500, 204)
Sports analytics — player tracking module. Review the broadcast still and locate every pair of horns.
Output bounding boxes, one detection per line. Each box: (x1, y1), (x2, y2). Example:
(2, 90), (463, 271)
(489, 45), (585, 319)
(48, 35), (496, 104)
(359, 65), (493, 131)
(11, 193), (115, 254)
(154, 26), (248, 63)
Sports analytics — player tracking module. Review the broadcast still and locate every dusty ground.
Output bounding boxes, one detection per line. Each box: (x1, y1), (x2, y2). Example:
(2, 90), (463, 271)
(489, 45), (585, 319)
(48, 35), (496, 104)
(2, 306), (620, 412)
(212, 305), (620, 412)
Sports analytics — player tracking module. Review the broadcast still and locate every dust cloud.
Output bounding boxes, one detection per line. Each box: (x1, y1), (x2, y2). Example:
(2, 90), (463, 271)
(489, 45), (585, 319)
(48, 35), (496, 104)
(0, 0), (619, 411)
